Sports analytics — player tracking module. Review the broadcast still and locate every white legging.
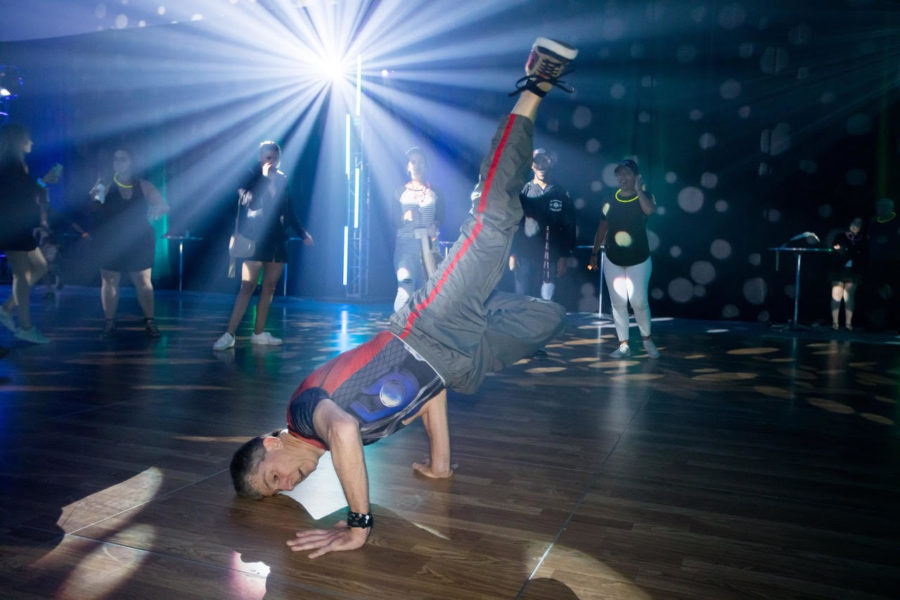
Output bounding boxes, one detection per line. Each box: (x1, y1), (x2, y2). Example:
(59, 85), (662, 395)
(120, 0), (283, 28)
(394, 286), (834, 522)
(603, 254), (652, 342)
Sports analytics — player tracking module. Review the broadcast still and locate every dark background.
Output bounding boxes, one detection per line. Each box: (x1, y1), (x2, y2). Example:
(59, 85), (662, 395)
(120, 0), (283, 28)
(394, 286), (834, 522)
(1, 0), (897, 324)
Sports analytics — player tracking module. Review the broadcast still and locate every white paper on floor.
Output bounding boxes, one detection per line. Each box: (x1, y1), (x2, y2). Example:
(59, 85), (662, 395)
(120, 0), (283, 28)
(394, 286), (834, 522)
(279, 451), (347, 520)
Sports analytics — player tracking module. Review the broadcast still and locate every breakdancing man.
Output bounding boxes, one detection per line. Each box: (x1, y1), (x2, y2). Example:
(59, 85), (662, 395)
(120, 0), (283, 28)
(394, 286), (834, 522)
(230, 37), (578, 557)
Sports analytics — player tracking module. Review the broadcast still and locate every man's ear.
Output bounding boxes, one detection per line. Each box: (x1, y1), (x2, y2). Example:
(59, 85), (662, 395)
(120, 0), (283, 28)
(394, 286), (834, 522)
(262, 436), (283, 452)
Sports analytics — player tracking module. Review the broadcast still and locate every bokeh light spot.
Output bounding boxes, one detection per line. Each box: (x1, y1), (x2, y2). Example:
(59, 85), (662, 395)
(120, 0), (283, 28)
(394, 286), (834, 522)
(719, 78), (742, 99)
(668, 277), (694, 303)
(718, 4), (747, 29)
(677, 186), (704, 213)
(711, 239), (732, 259)
(647, 230), (660, 252)
(690, 261), (716, 285)
(743, 277), (768, 304)
(613, 231), (633, 248)
(572, 106), (592, 129)
(700, 172), (718, 189)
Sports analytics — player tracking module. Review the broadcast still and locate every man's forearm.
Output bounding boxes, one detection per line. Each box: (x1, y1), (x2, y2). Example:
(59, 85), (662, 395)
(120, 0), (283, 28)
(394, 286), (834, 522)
(329, 422), (371, 515)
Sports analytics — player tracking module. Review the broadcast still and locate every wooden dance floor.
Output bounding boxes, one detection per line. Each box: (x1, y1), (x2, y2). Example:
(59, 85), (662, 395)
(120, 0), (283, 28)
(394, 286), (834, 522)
(0, 287), (898, 599)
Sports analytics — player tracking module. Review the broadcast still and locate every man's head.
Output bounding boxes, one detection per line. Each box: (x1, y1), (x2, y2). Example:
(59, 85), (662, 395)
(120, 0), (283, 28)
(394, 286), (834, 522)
(532, 148), (554, 183)
(876, 197), (894, 218)
(258, 140), (281, 169)
(614, 158), (639, 190)
(406, 147), (427, 181)
(231, 429), (313, 499)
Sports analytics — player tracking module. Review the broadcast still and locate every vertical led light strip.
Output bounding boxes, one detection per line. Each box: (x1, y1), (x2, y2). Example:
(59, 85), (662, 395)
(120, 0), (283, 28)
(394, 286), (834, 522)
(342, 226), (349, 286)
(345, 113), (351, 179)
(355, 55), (361, 116)
(353, 166), (360, 229)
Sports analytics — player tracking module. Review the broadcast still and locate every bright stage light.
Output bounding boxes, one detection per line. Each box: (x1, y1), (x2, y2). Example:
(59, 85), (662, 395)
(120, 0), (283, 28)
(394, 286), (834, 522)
(0, 88), (10, 97)
(317, 54), (348, 83)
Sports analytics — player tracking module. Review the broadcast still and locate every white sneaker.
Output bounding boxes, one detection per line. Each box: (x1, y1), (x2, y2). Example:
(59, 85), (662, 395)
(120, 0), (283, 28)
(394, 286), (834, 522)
(213, 332), (235, 350)
(250, 331), (282, 346)
(15, 327), (49, 344)
(0, 307), (15, 332)
(609, 343), (630, 358)
(643, 338), (660, 358)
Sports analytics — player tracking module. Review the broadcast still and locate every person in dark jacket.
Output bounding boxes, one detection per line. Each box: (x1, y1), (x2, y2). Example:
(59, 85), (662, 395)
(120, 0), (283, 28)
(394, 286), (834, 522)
(213, 140), (313, 350)
(509, 148), (575, 301)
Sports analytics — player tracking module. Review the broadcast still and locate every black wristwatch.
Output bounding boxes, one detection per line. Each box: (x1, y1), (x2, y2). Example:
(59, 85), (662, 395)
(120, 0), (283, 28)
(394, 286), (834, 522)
(347, 510), (374, 529)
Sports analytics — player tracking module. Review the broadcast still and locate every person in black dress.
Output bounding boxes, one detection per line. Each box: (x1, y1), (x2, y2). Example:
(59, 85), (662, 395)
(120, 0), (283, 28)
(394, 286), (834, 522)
(213, 141), (313, 350)
(90, 148), (169, 338)
(0, 123), (60, 344)
(829, 217), (865, 330)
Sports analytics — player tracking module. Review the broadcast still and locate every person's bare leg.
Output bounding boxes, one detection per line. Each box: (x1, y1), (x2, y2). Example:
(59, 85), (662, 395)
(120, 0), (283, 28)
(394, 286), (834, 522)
(254, 262), (283, 335)
(8, 250), (47, 330)
(511, 91), (542, 123)
(226, 260), (262, 335)
(100, 269), (121, 321)
(830, 283), (843, 329)
(844, 282), (856, 330)
(130, 268), (155, 319)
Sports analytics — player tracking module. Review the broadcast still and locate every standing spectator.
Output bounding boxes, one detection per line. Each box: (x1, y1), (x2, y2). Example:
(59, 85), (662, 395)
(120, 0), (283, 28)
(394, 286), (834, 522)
(0, 123), (60, 343)
(509, 148), (575, 302)
(213, 141), (313, 351)
(829, 217), (865, 330)
(589, 159), (659, 358)
(393, 147), (443, 312)
(90, 147), (168, 338)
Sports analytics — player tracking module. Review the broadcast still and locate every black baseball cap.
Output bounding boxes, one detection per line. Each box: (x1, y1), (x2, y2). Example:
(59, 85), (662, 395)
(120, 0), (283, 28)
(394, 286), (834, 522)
(615, 158), (640, 174)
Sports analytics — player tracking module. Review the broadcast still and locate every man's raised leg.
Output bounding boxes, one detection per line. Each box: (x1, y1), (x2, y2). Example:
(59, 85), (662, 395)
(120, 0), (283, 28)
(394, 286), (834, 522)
(391, 38), (578, 393)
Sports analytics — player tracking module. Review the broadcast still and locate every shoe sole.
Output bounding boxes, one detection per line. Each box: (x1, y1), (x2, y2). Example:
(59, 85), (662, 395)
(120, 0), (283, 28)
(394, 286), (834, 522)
(533, 37), (579, 61)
